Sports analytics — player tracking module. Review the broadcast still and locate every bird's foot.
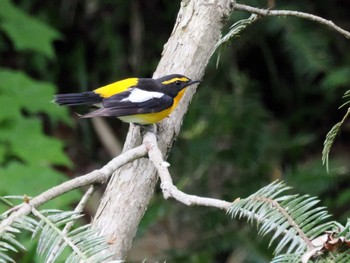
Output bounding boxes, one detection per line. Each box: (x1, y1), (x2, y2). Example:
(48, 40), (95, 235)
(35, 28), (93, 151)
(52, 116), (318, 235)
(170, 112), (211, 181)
(140, 123), (157, 135)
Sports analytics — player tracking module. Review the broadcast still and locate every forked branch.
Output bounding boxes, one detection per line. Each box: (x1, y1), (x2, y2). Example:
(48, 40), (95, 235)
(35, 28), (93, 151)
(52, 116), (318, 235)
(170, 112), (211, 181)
(0, 144), (148, 235)
(0, 131), (232, 238)
(144, 132), (231, 210)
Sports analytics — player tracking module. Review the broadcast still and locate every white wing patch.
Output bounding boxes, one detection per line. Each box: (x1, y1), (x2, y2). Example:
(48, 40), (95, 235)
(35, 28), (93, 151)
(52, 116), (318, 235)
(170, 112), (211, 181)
(121, 88), (164, 103)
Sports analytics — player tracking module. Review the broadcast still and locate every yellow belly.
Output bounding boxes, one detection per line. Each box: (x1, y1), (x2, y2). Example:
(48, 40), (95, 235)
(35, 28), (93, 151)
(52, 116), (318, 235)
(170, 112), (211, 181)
(118, 107), (172, 125)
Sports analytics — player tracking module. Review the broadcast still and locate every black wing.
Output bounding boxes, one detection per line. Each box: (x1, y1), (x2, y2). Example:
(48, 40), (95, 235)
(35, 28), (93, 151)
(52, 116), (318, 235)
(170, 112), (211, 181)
(80, 90), (173, 118)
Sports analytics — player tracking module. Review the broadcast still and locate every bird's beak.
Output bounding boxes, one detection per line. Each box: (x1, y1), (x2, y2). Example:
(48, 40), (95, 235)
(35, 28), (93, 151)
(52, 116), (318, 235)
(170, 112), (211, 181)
(188, 80), (200, 86)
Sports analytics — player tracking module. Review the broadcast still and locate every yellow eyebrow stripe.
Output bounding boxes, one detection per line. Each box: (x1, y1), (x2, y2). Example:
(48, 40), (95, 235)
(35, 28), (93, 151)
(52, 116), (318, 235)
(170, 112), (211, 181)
(94, 78), (138, 98)
(161, 77), (189, 85)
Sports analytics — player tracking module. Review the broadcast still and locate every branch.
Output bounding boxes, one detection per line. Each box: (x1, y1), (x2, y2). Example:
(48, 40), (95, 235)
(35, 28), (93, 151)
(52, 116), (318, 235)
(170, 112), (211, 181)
(235, 3), (350, 39)
(144, 133), (320, 253)
(0, 144), (147, 235)
(1, 128), (232, 243)
(144, 131), (231, 210)
(92, 1), (235, 258)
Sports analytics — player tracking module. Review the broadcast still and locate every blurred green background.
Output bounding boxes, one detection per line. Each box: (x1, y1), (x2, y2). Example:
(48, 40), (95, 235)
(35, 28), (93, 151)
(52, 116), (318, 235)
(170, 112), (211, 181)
(1, 0), (350, 262)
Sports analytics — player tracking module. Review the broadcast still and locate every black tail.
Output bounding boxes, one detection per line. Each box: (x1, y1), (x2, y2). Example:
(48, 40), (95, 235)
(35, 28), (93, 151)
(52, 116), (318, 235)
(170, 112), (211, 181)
(54, 92), (102, 106)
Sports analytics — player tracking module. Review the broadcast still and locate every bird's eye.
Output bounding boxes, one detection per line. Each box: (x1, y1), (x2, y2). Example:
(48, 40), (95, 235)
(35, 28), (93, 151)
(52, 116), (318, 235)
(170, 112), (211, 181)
(175, 80), (181, 85)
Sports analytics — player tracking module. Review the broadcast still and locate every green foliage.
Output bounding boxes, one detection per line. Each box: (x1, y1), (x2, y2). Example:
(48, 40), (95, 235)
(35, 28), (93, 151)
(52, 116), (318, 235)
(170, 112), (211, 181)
(0, 202), (118, 263)
(215, 14), (259, 66)
(0, 70), (80, 208)
(1, 0), (350, 262)
(216, 14), (259, 49)
(176, 70), (279, 198)
(0, 70), (70, 123)
(272, 253), (350, 263)
(0, 220), (34, 262)
(151, 0), (350, 260)
(0, 0), (61, 59)
(229, 181), (350, 262)
(32, 209), (116, 263)
(229, 181), (331, 254)
(322, 97), (350, 172)
(322, 122), (342, 172)
(0, 0), (80, 210)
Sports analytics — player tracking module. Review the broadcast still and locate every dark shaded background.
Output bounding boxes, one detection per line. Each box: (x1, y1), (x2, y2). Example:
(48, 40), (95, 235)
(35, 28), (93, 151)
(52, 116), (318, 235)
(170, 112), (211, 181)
(1, 0), (350, 262)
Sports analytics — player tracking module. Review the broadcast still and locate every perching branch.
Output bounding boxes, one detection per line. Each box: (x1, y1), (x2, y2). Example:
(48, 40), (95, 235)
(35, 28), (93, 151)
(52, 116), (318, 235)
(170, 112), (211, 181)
(2, 130), (337, 261)
(3, 3), (349, 260)
(92, 1), (235, 258)
(144, 132), (231, 210)
(234, 3), (350, 39)
(1, 130), (234, 243)
(0, 144), (147, 236)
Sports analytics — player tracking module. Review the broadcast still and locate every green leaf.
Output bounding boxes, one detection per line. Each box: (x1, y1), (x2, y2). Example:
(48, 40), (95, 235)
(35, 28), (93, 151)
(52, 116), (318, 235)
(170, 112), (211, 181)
(0, 0), (61, 59)
(0, 68), (75, 209)
(0, 144), (7, 164)
(0, 118), (71, 167)
(0, 96), (22, 121)
(0, 162), (80, 209)
(0, 69), (71, 124)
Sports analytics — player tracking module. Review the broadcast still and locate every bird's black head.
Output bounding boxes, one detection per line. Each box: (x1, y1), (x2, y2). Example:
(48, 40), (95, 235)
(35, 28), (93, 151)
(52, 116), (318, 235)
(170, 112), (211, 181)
(156, 74), (200, 97)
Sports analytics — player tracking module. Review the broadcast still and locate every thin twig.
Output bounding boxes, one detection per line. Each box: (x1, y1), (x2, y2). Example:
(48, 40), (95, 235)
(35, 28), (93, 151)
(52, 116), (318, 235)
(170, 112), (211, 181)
(46, 185), (96, 263)
(0, 144), (147, 235)
(235, 3), (350, 39)
(144, 132), (231, 210)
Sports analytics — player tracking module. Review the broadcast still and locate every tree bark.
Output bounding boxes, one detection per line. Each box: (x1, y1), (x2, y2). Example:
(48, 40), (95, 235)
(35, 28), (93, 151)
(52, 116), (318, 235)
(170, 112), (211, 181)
(92, 0), (234, 259)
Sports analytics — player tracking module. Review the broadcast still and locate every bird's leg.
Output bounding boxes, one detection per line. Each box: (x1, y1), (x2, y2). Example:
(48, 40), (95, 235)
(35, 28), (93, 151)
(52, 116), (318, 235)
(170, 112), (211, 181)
(140, 123), (157, 135)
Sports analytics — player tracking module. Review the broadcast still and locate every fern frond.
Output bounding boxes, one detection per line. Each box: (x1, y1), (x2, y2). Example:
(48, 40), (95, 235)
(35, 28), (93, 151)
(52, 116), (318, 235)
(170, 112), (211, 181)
(273, 252), (350, 263)
(338, 219), (350, 239)
(215, 14), (259, 50)
(215, 14), (259, 67)
(228, 181), (334, 256)
(340, 90), (350, 104)
(270, 253), (301, 263)
(1, 198), (39, 263)
(322, 91), (350, 171)
(322, 122), (342, 172)
(31, 208), (115, 263)
(1, 195), (117, 263)
(0, 197), (14, 209)
(331, 254), (350, 263)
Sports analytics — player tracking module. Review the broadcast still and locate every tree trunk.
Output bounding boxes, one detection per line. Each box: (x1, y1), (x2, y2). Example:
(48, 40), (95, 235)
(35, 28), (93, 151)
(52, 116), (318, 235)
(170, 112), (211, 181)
(92, 0), (234, 259)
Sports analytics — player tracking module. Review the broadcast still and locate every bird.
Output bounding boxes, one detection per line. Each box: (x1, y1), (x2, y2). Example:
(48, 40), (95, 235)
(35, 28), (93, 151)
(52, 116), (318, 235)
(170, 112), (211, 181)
(54, 74), (200, 125)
